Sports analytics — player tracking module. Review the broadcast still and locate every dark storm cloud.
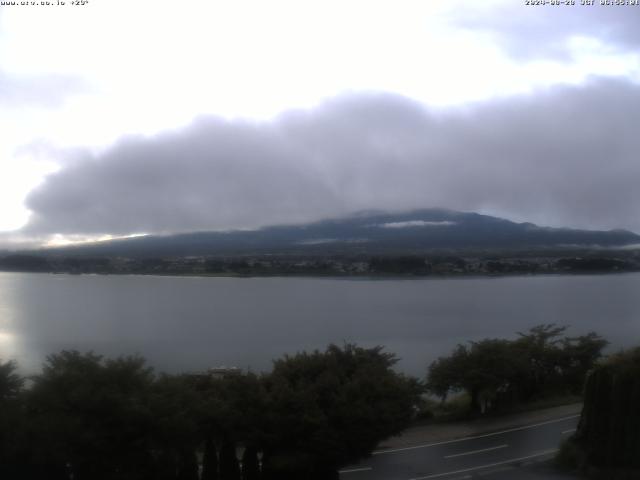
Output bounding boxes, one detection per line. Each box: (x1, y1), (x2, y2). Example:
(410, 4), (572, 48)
(23, 78), (640, 236)
(450, 3), (640, 59)
(0, 70), (85, 107)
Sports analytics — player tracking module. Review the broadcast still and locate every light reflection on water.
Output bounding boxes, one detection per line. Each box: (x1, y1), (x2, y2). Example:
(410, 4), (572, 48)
(0, 277), (19, 363)
(1, 271), (639, 376)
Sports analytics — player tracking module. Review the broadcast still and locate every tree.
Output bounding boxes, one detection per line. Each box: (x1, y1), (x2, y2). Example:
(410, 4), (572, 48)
(201, 437), (219, 480)
(0, 359), (23, 401)
(148, 374), (204, 480)
(27, 351), (157, 480)
(262, 344), (422, 479)
(464, 339), (522, 413)
(241, 446), (260, 480)
(559, 332), (609, 394)
(426, 345), (467, 403)
(427, 325), (608, 414)
(513, 324), (569, 399)
(427, 340), (521, 413)
(192, 370), (268, 480)
(218, 441), (241, 480)
(0, 360), (27, 479)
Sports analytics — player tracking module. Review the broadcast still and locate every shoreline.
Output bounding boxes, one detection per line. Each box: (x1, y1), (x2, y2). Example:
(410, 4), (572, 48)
(1, 268), (639, 281)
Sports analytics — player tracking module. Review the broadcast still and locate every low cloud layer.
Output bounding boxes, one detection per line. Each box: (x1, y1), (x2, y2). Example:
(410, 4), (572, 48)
(24, 78), (640, 237)
(380, 221), (456, 229)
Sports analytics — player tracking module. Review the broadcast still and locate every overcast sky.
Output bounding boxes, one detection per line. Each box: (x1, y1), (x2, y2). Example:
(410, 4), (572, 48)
(1, 0), (639, 246)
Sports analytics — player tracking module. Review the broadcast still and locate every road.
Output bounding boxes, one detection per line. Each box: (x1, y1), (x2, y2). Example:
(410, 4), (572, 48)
(339, 414), (579, 480)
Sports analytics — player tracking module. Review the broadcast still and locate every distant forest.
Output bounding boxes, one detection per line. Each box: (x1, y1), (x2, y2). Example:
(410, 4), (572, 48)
(1, 251), (639, 277)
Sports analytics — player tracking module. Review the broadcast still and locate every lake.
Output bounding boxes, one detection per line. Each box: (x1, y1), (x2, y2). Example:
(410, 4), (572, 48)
(1, 272), (639, 377)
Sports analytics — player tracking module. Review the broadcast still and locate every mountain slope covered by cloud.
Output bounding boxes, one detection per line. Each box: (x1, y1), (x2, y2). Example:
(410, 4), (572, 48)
(24, 78), (640, 237)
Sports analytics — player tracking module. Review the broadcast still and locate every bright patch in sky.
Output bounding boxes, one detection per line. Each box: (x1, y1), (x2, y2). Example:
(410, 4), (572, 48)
(43, 234), (126, 248)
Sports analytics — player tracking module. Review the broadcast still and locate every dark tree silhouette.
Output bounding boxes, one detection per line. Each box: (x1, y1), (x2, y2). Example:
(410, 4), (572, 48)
(201, 438), (219, 480)
(570, 347), (640, 476)
(219, 441), (241, 480)
(427, 325), (608, 414)
(263, 343), (422, 478)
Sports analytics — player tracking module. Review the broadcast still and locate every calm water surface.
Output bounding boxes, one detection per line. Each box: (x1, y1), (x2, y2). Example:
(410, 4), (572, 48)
(0, 272), (639, 376)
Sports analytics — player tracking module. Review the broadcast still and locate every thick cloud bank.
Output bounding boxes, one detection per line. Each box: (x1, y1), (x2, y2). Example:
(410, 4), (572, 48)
(451, 3), (640, 59)
(24, 78), (640, 236)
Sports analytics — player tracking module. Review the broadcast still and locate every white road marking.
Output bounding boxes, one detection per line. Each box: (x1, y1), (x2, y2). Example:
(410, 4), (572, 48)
(561, 428), (576, 434)
(373, 414), (580, 455)
(339, 467), (373, 474)
(443, 444), (508, 459)
(408, 449), (558, 480)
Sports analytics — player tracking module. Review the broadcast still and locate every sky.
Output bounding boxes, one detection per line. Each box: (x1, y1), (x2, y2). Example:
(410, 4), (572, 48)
(1, 0), (639, 247)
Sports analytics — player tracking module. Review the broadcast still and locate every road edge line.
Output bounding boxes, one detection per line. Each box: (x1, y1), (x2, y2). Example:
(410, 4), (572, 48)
(408, 449), (558, 480)
(373, 414), (579, 455)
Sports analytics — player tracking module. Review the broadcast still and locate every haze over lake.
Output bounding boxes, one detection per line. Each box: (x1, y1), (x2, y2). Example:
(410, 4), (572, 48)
(1, 272), (639, 376)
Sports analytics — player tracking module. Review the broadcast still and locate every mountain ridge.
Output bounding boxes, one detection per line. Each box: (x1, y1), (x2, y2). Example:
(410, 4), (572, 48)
(33, 208), (640, 258)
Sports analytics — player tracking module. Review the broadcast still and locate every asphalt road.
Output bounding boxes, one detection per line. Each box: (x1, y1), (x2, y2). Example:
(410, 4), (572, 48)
(339, 414), (580, 480)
